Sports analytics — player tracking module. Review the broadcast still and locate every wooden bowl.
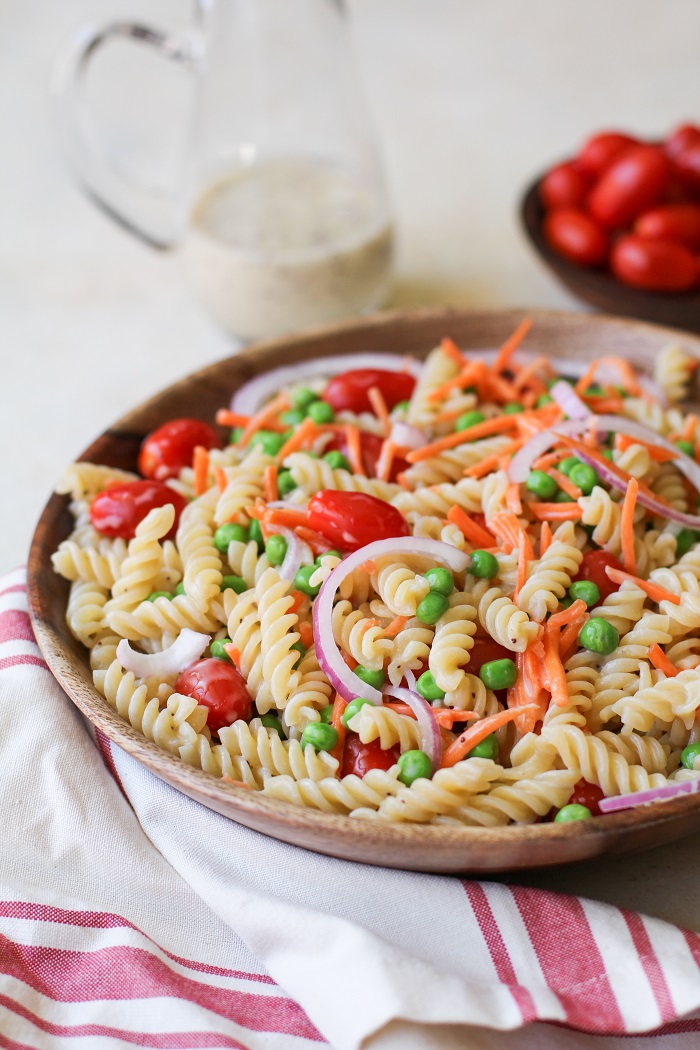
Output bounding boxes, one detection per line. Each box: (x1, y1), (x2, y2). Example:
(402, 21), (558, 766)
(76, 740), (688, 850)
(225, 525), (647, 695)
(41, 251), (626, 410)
(26, 307), (700, 874)
(521, 175), (700, 333)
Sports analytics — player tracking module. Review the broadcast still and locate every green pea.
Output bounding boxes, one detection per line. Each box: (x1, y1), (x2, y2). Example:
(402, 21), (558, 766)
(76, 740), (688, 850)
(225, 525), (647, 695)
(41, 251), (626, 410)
(503, 402), (524, 415)
(277, 469), (297, 496)
(265, 534), (288, 566)
(220, 575), (247, 594)
(416, 670), (446, 701)
(393, 400), (410, 414)
(676, 440), (695, 458)
(248, 519), (264, 551)
(214, 522), (247, 552)
(316, 549), (342, 564)
(292, 386), (320, 410)
(173, 582), (186, 596)
(229, 426), (244, 445)
(554, 803), (593, 823)
(675, 528), (700, 558)
(467, 733), (499, 761)
(681, 742), (700, 770)
(601, 449), (615, 462)
(146, 590), (171, 602)
(323, 450), (351, 471)
(423, 566), (454, 596)
(260, 713), (286, 737)
(397, 750), (433, 786)
(249, 430), (286, 456)
(554, 490), (575, 503)
(569, 462), (599, 495)
(416, 591), (450, 625)
(210, 638), (232, 662)
(469, 550), (499, 579)
(479, 658), (518, 690)
(341, 696), (374, 727)
(559, 456), (579, 477)
(526, 470), (558, 500)
(353, 666), (385, 689)
(319, 704), (334, 724)
(307, 400), (335, 424)
(579, 617), (619, 655)
(455, 410), (486, 433)
(301, 722), (338, 752)
(584, 384), (605, 397)
(290, 640), (306, 668)
(280, 408), (306, 427)
(536, 394), (554, 408)
(294, 565), (321, 596)
(569, 580), (601, 607)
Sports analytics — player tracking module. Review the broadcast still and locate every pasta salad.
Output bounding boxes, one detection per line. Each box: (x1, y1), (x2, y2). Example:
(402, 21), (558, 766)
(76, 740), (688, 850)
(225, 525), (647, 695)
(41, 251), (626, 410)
(51, 320), (700, 825)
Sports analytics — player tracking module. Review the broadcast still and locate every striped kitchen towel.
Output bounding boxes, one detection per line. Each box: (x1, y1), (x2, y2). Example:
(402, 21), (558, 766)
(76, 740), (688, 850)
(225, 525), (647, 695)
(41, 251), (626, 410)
(3, 564), (700, 1050)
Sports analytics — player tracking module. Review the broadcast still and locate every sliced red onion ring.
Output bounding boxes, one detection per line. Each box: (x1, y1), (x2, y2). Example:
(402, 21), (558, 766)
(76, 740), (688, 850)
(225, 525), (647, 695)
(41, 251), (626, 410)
(117, 630), (210, 678)
(313, 537), (469, 705)
(404, 668), (417, 691)
(599, 778), (700, 813)
(594, 415), (700, 492)
(508, 420), (593, 483)
(549, 380), (591, 421)
(230, 354), (422, 415)
(389, 421), (426, 450)
(382, 684), (442, 770)
(266, 524), (312, 582)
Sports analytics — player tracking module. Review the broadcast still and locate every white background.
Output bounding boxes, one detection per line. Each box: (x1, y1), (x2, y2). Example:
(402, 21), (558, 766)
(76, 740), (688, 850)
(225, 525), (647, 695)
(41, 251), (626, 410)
(3, 0), (700, 571)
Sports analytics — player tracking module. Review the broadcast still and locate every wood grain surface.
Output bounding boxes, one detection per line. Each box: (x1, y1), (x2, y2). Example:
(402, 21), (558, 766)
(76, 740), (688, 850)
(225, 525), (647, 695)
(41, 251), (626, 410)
(26, 307), (700, 873)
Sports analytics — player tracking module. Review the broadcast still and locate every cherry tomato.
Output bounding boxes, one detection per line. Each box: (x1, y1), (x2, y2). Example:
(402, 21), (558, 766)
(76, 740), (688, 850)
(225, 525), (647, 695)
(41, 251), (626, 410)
(577, 131), (639, 178)
(342, 734), (399, 778)
(90, 480), (187, 540)
(611, 235), (697, 292)
(324, 369), (416, 415)
(325, 430), (410, 483)
(307, 490), (409, 552)
(588, 146), (670, 228)
(138, 418), (223, 481)
(568, 778), (605, 816)
(665, 123), (700, 161)
(465, 637), (511, 676)
(670, 141), (700, 196)
(174, 659), (252, 733)
(543, 209), (609, 267)
(573, 550), (625, 603)
(539, 163), (589, 210)
(634, 203), (700, 250)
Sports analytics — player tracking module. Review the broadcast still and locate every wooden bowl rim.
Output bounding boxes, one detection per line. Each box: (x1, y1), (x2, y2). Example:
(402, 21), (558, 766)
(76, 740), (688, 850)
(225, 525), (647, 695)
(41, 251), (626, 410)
(26, 305), (700, 870)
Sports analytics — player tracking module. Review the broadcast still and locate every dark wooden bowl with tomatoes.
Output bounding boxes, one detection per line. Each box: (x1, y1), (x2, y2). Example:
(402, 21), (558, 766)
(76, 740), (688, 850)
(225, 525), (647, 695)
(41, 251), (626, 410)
(26, 306), (700, 874)
(521, 125), (700, 332)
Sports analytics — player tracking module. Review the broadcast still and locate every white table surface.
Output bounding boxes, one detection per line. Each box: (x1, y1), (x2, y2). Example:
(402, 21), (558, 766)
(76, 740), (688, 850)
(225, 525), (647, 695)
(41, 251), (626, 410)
(5, 0), (700, 936)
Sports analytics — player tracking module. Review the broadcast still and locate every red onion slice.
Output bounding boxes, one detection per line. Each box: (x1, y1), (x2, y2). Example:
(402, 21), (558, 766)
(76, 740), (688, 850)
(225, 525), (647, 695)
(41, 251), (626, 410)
(267, 525), (312, 582)
(382, 684), (442, 770)
(389, 421), (426, 450)
(549, 380), (591, 421)
(313, 537), (470, 705)
(599, 778), (700, 813)
(117, 629), (210, 678)
(230, 354), (422, 415)
(593, 415), (700, 492)
(507, 420), (593, 483)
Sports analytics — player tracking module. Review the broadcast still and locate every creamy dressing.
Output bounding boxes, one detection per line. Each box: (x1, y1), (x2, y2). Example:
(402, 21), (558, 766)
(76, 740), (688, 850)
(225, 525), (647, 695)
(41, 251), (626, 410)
(180, 158), (393, 340)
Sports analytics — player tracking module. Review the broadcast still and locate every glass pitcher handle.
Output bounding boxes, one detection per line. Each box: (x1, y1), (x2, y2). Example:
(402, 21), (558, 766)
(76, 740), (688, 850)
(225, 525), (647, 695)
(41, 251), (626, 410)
(51, 22), (196, 249)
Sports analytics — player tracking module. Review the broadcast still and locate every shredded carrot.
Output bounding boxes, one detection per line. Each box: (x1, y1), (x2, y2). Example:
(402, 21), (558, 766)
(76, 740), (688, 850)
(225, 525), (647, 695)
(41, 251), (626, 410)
(508, 645), (547, 735)
(193, 445), (210, 496)
(513, 354), (551, 392)
(223, 644), (242, 670)
(605, 566), (681, 606)
(620, 477), (639, 576)
(544, 621), (569, 707)
(548, 599), (587, 631)
(377, 439), (398, 483)
(275, 417), (319, 462)
(574, 356), (641, 398)
(329, 692), (348, 766)
(295, 525), (334, 556)
(440, 704), (539, 767)
(427, 359), (488, 405)
(263, 464), (278, 503)
(514, 538), (528, 601)
(298, 621), (314, 649)
(615, 433), (678, 464)
(505, 483), (523, 516)
(396, 472), (412, 490)
(289, 590), (307, 613)
(492, 316), (533, 373)
(464, 439), (525, 479)
(549, 468), (582, 500)
(383, 702), (479, 728)
(647, 643), (679, 677)
(221, 777), (253, 789)
(407, 415), (520, 463)
(446, 506), (496, 547)
(515, 403), (564, 438)
(484, 372), (520, 403)
(383, 615), (408, 638)
(215, 409), (251, 428)
(532, 448), (573, 472)
(584, 414), (598, 448)
(489, 513), (534, 559)
(238, 391), (290, 446)
(584, 396), (625, 414)
(345, 425), (366, 476)
(682, 414), (699, 442)
(265, 507), (310, 529)
(214, 467), (229, 494)
(539, 520), (552, 556)
(368, 386), (391, 435)
(559, 614), (590, 661)
(440, 337), (466, 368)
(359, 618), (381, 636)
(341, 650), (357, 671)
(574, 360), (599, 397)
(527, 502), (583, 522)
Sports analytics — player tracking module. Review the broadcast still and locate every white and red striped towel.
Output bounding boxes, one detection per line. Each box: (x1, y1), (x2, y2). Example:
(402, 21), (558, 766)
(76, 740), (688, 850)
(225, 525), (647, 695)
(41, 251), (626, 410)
(3, 563), (700, 1050)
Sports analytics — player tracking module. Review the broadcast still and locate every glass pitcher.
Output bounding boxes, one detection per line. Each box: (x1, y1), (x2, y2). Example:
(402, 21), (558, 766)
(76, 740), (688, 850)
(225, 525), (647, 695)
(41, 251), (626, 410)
(53, 0), (394, 340)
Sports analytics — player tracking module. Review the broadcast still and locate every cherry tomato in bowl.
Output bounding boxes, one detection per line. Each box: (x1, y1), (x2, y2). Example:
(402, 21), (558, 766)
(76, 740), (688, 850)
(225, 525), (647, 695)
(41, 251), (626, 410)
(572, 550), (625, 603)
(576, 131), (639, 178)
(342, 735), (399, 778)
(90, 480), (188, 540)
(324, 368), (416, 415)
(538, 163), (589, 210)
(634, 203), (700, 250)
(588, 146), (670, 229)
(307, 490), (409, 552)
(542, 209), (609, 267)
(174, 658), (252, 734)
(611, 235), (697, 292)
(138, 418), (223, 481)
